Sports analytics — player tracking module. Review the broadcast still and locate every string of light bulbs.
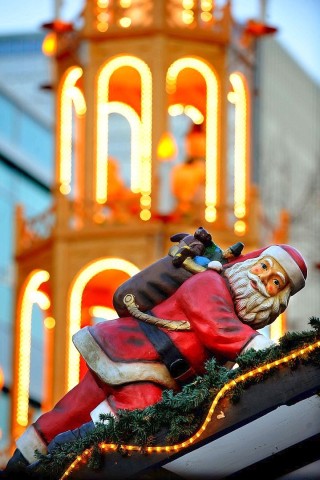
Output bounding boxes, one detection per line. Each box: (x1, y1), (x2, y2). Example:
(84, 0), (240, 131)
(60, 339), (320, 479)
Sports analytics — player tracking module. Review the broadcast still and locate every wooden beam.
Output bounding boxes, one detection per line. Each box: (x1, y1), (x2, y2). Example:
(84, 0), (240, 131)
(164, 395), (320, 479)
(224, 433), (320, 479)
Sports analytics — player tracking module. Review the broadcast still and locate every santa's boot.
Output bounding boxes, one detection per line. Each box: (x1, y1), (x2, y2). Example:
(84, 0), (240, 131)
(2, 448), (29, 477)
(47, 420), (95, 453)
(19, 422), (95, 477)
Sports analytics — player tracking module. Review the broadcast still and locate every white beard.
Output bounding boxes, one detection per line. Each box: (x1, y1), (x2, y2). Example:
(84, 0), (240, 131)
(223, 257), (291, 329)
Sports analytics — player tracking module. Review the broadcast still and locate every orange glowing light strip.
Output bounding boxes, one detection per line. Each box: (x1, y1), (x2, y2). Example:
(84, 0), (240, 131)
(57, 67), (86, 195)
(182, 0), (195, 25)
(201, 0), (213, 12)
(102, 101), (141, 193)
(200, 0), (213, 24)
(32, 290), (51, 311)
(16, 270), (50, 427)
(228, 72), (250, 222)
(61, 340), (320, 479)
(66, 258), (140, 392)
(95, 56), (152, 206)
(167, 58), (219, 223)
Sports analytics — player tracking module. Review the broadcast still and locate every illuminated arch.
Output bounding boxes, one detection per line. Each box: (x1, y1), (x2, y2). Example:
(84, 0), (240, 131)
(168, 103), (204, 125)
(14, 270), (50, 432)
(103, 101), (142, 193)
(57, 66), (86, 195)
(166, 57), (219, 222)
(90, 306), (118, 321)
(66, 258), (140, 391)
(228, 72), (251, 235)
(95, 56), (152, 219)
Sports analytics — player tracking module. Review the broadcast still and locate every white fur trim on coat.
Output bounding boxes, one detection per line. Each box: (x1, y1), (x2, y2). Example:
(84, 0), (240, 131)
(72, 326), (178, 390)
(90, 399), (117, 424)
(16, 424), (47, 463)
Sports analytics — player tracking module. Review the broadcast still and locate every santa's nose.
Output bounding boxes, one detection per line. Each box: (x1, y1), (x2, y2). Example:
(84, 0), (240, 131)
(258, 272), (269, 284)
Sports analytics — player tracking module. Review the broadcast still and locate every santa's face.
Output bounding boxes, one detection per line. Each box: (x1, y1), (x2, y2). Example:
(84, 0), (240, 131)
(249, 257), (289, 296)
(223, 256), (291, 329)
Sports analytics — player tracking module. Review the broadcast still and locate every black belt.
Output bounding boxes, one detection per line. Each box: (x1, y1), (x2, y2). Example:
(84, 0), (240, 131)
(139, 314), (196, 385)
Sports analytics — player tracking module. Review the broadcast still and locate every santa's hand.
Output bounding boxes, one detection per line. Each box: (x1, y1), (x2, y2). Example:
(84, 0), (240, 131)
(47, 421), (94, 453)
(241, 334), (276, 354)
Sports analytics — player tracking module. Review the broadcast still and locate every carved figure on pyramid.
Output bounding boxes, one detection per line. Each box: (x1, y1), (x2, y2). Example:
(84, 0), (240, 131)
(103, 156), (140, 221)
(171, 123), (206, 219)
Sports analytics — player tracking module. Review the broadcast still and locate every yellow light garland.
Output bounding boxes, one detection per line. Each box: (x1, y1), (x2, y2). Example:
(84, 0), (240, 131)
(166, 57), (219, 223)
(57, 67), (86, 196)
(60, 340), (320, 479)
(66, 258), (140, 392)
(15, 270), (50, 429)
(95, 56), (152, 215)
(228, 72), (250, 234)
(168, 103), (204, 124)
(101, 101), (142, 193)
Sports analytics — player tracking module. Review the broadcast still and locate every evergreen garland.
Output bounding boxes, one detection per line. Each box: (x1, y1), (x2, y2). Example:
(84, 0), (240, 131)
(33, 318), (320, 480)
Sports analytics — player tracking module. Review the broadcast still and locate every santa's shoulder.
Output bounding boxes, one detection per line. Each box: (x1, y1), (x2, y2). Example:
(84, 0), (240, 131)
(183, 268), (229, 291)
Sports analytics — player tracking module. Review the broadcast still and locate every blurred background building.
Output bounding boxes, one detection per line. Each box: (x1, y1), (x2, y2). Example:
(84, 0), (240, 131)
(0, 0), (319, 471)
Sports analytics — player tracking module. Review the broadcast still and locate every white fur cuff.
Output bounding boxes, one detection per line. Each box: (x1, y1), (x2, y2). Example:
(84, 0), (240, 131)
(90, 399), (117, 424)
(16, 424), (47, 463)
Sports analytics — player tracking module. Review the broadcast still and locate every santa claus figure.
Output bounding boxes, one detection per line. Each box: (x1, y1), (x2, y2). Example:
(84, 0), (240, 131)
(5, 243), (307, 473)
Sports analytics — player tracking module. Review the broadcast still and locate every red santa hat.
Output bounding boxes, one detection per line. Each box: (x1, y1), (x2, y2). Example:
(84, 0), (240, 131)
(262, 245), (307, 295)
(222, 244), (307, 296)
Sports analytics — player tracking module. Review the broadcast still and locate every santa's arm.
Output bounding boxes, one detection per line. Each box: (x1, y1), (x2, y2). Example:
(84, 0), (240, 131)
(179, 271), (273, 361)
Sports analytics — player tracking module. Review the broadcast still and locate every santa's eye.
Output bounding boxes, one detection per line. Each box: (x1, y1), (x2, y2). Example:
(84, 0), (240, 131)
(273, 279), (280, 287)
(260, 262), (268, 270)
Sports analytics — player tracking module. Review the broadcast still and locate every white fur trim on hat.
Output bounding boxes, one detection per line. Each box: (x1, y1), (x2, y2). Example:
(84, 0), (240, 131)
(262, 245), (305, 295)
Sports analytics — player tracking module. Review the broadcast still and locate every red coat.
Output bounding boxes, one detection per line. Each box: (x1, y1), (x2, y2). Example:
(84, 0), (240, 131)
(31, 270), (259, 448)
(74, 270), (258, 390)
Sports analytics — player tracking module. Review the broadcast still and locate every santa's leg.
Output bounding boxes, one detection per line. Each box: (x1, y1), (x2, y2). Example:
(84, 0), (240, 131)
(8, 369), (107, 468)
(104, 381), (165, 413)
(5, 377), (166, 475)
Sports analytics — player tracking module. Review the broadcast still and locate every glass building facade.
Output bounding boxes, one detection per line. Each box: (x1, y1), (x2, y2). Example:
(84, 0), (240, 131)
(0, 48), (53, 446)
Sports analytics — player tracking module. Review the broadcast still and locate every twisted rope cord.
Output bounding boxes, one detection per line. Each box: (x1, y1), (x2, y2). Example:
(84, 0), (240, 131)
(123, 293), (191, 331)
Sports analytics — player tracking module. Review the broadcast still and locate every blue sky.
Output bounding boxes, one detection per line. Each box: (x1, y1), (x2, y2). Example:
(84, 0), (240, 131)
(1, 0), (319, 85)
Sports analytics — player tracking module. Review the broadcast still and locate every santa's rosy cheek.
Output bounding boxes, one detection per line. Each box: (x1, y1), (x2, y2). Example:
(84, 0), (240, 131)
(266, 284), (277, 296)
(250, 266), (261, 275)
